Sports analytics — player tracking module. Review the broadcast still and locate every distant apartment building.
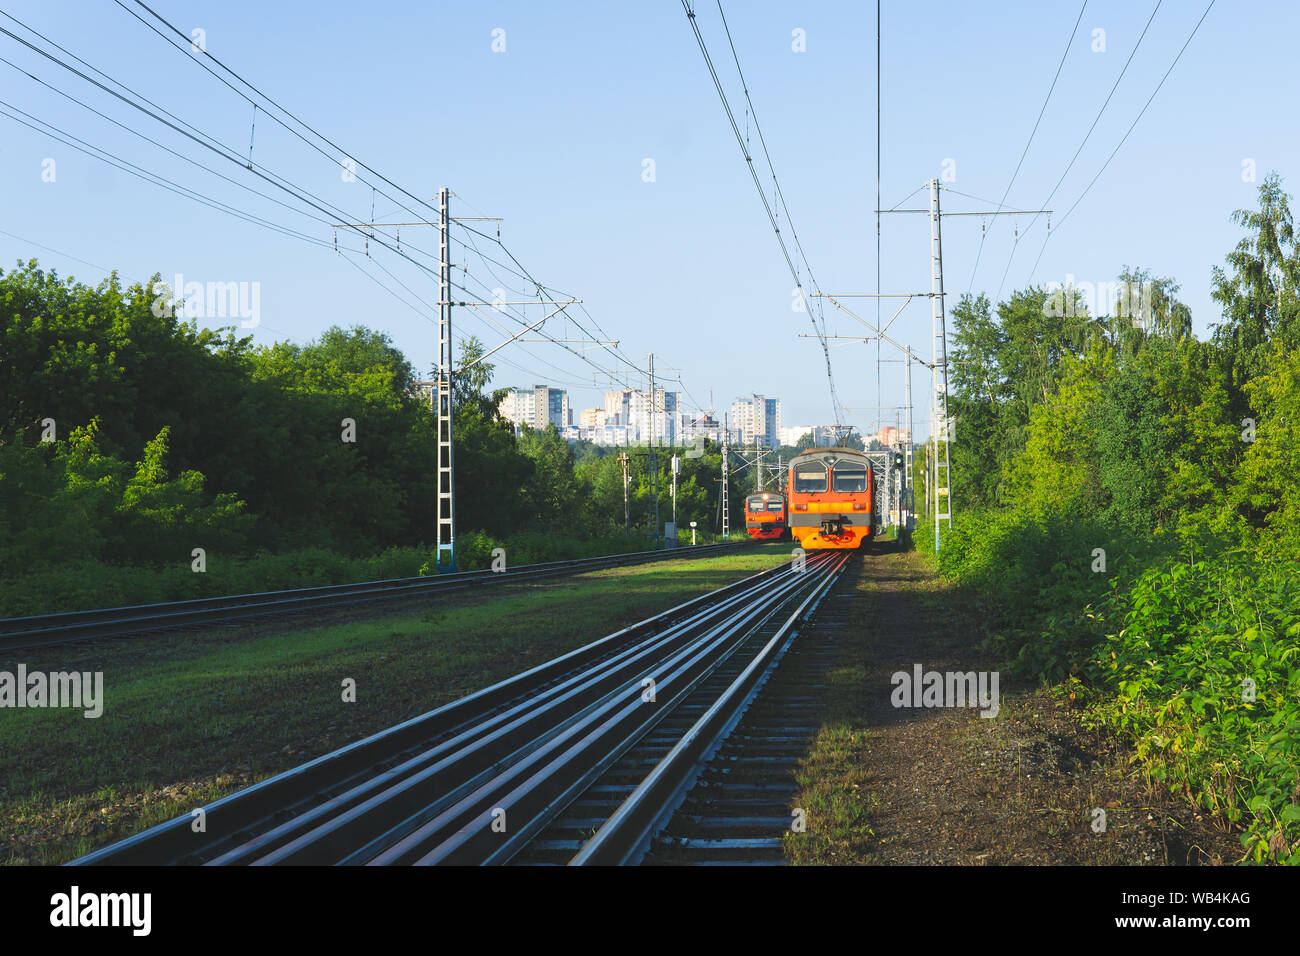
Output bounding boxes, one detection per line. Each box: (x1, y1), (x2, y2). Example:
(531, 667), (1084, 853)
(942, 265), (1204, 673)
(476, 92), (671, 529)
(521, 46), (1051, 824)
(498, 385), (569, 432)
(730, 394), (782, 448)
(604, 389), (632, 428)
(873, 425), (912, 448)
(779, 424), (812, 447)
(682, 413), (723, 445)
(572, 423), (635, 446)
(603, 387), (682, 444)
(496, 383), (697, 445)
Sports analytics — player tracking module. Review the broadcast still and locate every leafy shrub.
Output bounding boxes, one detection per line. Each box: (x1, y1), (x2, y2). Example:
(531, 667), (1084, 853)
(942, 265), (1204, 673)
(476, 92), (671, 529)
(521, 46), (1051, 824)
(1098, 550), (1300, 864)
(924, 509), (1300, 863)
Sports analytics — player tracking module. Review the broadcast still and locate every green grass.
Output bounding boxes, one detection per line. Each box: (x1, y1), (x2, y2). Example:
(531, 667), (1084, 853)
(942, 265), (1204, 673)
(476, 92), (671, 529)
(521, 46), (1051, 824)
(0, 529), (741, 617)
(784, 721), (879, 864)
(0, 544), (789, 865)
(783, 557), (889, 865)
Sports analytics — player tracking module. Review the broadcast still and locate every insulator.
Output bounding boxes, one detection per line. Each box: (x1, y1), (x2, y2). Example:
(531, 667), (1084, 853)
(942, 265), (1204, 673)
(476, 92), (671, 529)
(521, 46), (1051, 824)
(247, 103), (257, 169)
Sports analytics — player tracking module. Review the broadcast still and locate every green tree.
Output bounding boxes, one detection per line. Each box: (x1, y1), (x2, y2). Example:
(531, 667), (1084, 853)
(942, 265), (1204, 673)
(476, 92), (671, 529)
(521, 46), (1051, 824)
(1001, 343), (1113, 516)
(1229, 340), (1300, 550)
(517, 424), (586, 528)
(1211, 172), (1300, 385)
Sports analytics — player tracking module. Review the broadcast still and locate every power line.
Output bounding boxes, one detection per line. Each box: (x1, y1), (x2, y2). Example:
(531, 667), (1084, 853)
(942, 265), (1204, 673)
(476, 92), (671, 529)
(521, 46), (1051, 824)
(4, 10), (705, 420)
(113, 6), (636, 391)
(1026, 0), (1217, 282)
(0, 20), (442, 270)
(118, 0), (442, 229)
(448, 204), (705, 417)
(0, 132), (627, 406)
(0, 228), (118, 278)
(681, 0), (842, 423)
(966, 0), (1087, 295)
(992, 0), (1163, 303)
(0, 99), (338, 250)
(713, 2), (831, 319)
(451, 219), (643, 379)
(0, 52), (341, 235)
(339, 250), (585, 388)
(0, 95), (631, 401)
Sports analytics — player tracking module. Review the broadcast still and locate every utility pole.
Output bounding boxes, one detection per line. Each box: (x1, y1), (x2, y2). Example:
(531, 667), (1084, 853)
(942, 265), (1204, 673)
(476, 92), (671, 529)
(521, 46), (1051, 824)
(647, 353), (659, 543)
(925, 437), (932, 519)
(435, 188), (455, 571)
(618, 451), (630, 533)
(823, 178), (1051, 551)
(415, 187), (576, 570)
(721, 412), (730, 538)
(929, 178), (952, 553)
(335, 192), (493, 572)
(903, 350), (913, 530)
(671, 453), (680, 540)
(755, 443), (764, 493)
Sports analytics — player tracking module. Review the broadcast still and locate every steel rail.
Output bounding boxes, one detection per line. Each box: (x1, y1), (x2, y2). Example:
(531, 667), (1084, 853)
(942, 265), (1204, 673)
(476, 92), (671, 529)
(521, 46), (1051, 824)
(210, 560), (830, 865)
(366, 555), (845, 865)
(68, 548), (802, 866)
(3, 542), (749, 651)
(570, 552), (849, 865)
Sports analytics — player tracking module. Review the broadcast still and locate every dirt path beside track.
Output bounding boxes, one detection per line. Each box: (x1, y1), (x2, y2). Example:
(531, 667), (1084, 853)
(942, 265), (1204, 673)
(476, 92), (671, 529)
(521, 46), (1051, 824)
(785, 542), (1242, 866)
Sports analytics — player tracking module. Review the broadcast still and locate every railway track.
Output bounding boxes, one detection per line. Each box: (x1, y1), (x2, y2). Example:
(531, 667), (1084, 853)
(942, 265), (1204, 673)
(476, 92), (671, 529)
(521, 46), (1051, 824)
(566, 554), (859, 866)
(0, 542), (747, 652)
(71, 547), (852, 866)
(637, 584), (857, 865)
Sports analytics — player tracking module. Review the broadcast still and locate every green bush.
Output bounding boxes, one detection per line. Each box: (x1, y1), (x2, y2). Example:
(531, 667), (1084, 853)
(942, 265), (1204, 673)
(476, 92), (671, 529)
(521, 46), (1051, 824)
(1098, 550), (1300, 864)
(923, 509), (1300, 863)
(922, 508), (1161, 682)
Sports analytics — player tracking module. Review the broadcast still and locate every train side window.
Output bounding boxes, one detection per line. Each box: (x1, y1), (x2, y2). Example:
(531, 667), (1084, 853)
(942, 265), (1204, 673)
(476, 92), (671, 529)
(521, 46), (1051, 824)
(832, 464), (867, 492)
(793, 461), (827, 493)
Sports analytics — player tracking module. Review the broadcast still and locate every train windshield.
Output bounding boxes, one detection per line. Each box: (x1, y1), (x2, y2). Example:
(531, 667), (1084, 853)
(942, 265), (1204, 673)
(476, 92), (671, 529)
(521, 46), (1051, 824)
(746, 497), (765, 512)
(832, 462), (868, 492)
(793, 460), (828, 493)
(766, 499), (784, 512)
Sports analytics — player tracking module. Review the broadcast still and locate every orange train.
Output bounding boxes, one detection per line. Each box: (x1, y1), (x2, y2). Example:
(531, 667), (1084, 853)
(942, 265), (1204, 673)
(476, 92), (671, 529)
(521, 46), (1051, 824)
(785, 447), (875, 550)
(744, 491), (789, 540)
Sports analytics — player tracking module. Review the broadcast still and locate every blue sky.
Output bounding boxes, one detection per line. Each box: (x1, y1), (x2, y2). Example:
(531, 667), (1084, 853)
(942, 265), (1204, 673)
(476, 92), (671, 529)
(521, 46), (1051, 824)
(1, 0), (1295, 436)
